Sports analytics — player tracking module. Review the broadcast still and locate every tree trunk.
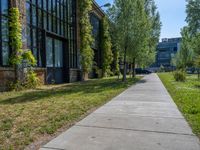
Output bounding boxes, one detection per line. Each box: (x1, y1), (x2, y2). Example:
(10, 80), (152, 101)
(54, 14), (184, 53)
(198, 69), (200, 80)
(122, 47), (127, 82)
(132, 58), (136, 78)
(130, 63), (133, 78)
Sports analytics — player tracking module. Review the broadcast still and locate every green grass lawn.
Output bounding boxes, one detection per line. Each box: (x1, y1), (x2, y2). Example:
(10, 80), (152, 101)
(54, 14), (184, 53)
(158, 73), (200, 138)
(0, 77), (140, 150)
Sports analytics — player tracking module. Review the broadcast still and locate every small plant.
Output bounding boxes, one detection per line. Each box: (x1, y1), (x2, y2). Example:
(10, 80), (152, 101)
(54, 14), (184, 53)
(173, 70), (186, 82)
(24, 70), (40, 89)
(158, 65), (165, 72)
(8, 80), (24, 91)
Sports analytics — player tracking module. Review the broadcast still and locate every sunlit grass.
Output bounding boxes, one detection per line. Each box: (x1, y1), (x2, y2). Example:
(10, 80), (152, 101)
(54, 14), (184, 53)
(0, 76), (140, 150)
(158, 73), (200, 138)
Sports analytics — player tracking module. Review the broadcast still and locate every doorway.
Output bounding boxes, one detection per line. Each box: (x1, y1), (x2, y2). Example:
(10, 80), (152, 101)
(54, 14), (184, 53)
(46, 36), (64, 84)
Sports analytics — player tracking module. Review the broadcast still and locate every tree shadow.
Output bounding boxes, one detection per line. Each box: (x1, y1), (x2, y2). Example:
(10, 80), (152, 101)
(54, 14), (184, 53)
(0, 78), (139, 105)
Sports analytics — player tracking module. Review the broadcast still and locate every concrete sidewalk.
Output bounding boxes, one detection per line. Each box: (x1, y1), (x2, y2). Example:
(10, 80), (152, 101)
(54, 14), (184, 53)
(40, 74), (200, 150)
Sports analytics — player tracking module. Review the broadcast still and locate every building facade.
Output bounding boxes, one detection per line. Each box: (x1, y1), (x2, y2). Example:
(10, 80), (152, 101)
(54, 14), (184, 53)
(155, 38), (181, 67)
(0, 0), (105, 90)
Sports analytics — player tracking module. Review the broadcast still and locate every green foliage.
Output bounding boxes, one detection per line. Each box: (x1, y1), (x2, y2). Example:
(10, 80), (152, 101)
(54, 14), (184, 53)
(183, 0), (200, 80)
(186, 0), (200, 35)
(78, 0), (94, 77)
(8, 80), (24, 91)
(112, 49), (120, 75)
(9, 8), (23, 66)
(108, 0), (161, 80)
(25, 70), (40, 89)
(158, 65), (165, 72)
(22, 50), (37, 66)
(173, 70), (186, 82)
(138, 0), (161, 67)
(101, 17), (113, 77)
(195, 55), (200, 68)
(158, 73), (200, 137)
(0, 76), (141, 149)
(8, 8), (38, 90)
(8, 70), (40, 91)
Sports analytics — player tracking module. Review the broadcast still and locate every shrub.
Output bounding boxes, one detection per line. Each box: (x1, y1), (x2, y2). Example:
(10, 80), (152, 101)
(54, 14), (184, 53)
(24, 70), (40, 89)
(8, 80), (24, 91)
(8, 70), (40, 91)
(173, 70), (186, 82)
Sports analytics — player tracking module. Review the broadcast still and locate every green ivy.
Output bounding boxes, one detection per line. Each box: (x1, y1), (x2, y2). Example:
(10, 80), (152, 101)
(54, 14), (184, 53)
(9, 8), (36, 66)
(113, 49), (120, 75)
(9, 8), (23, 66)
(101, 17), (113, 77)
(8, 8), (38, 90)
(78, 0), (94, 79)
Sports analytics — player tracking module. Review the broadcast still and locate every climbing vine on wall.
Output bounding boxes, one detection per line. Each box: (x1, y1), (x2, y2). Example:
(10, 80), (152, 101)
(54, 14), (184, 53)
(101, 17), (113, 77)
(78, 0), (94, 79)
(8, 8), (39, 90)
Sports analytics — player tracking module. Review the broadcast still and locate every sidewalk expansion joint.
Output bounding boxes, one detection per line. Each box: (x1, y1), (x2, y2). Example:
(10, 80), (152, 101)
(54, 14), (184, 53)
(75, 124), (195, 137)
(93, 113), (184, 119)
(42, 147), (65, 150)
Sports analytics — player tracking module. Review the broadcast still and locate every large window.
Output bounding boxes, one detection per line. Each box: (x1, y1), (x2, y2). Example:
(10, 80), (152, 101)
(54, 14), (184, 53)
(90, 13), (101, 67)
(90, 13), (100, 50)
(0, 0), (9, 66)
(26, 0), (77, 68)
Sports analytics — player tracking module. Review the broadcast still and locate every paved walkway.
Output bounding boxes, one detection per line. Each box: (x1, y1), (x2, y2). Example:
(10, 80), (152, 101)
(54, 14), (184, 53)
(40, 74), (200, 150)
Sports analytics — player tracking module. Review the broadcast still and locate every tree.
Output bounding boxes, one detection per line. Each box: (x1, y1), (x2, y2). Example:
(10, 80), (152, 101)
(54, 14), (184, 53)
(185, 0), (200, 78)
(175, 27), (194, 70)
(142, 0), (161, 68)
(101, 17), (113, 77)
(186, 0), (200, 35)
(108, 0), (161, 81)
(108, 0), (155, 81)
(127, 0), (150, 78)
(78, 0), (94, 80)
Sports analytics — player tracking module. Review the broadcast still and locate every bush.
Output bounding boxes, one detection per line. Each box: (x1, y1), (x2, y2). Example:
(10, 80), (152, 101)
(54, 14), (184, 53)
(8, 80), (24, 91)
(173, 70), (186, 82)
(8, 70), (40, 91)
(25, 70), (40, 89)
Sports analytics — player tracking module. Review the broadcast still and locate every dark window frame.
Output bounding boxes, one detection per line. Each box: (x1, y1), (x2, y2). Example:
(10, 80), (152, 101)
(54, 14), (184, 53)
(0, 0), (10, 67)
(26, 0), (77, 68)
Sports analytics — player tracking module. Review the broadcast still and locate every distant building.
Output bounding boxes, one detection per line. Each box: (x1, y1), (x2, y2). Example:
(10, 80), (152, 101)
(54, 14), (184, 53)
(155, 37), (182, 67)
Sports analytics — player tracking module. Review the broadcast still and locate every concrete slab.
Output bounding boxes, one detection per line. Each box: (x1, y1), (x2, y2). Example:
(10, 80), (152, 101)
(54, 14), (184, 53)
(40, 74), (200, 150)
(77, 113), (193, 135)
(43, 126), (200, 150)
(113, 94), (172, 102)
(94, 103), (183, 118)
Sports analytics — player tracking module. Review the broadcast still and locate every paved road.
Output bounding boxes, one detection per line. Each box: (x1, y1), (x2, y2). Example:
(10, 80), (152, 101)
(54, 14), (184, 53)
(40, 74), (200, 150)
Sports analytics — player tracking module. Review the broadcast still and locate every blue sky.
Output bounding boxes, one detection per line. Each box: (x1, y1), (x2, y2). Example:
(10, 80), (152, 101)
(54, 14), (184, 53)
(95, 0), (187, 40)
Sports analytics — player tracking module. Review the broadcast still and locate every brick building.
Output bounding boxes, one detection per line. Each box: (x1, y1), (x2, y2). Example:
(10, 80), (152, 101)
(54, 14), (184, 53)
(0, 0), (106, 90)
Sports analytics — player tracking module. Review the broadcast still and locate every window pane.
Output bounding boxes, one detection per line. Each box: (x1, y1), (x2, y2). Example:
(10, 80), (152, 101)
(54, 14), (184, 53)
(38, 9), (43, 27)
(1, 16), (9, 42)
(1, 0), (8, 14)
(46, 37), (53, 67)
(43, 12), (47, 29)
(32, 6), (37, 26)
(32, 28), (37, 47)
(26, 3), (31, 24)
(55, 40), (63, 67)
(26, 26), (31, 47)
(2, 42), (9, 65)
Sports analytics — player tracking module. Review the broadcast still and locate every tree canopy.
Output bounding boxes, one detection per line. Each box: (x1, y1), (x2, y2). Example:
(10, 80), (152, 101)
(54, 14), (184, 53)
(108, 0), (161, 81)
